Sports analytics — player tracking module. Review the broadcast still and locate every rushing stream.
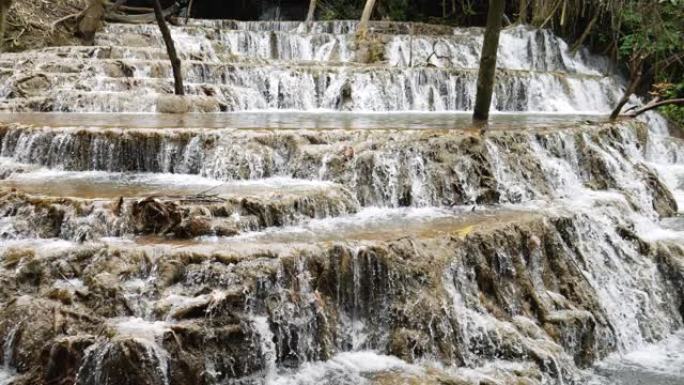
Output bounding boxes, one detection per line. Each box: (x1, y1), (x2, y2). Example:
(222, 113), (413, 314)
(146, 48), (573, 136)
(0, 19), (682, 385)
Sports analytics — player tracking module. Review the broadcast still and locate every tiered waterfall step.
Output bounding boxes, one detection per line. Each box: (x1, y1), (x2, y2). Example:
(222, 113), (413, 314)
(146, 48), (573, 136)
(1, 57), (622, 112)
(0, 169), (359, 240)
(0, 116), (683, 385)
(96, 20), (609, 74)
(0, 18), (682, 385)
(1, 200), (682, 385)
(0, 20), (620, 113)
(0, 119), (674, 213)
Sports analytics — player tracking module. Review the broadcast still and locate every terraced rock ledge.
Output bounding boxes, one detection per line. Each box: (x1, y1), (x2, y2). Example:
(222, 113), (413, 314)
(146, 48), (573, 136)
(0, 16), (683, 385)
(0, 116), (682, 385)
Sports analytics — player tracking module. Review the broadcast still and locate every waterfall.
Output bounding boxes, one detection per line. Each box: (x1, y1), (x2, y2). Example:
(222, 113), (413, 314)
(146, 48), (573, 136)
(0, 18), (682, 385)
(252, 316), (278, 383)
(0, 21), (624, 113)
(2, 324), (19, 371)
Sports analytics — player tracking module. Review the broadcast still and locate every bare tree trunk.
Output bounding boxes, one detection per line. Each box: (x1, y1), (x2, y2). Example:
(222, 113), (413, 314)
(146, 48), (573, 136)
(306, 0), (317, 23)
(610, 57), (643, 120)
(185, 0), (195, 24)
(358, 0), (377, 36)
(473, 0), (506, 122)
(78, 0), (106, 45)
(152, 0), (184, 95)
(518, 0), (528, 23)
(570, 12), (598, 53)
(0, 0), (13, 52)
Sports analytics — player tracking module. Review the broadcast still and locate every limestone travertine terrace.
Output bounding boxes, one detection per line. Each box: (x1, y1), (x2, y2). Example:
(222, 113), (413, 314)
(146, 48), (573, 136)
(0, 21), (619, 113)
(0, 18), (683, 385)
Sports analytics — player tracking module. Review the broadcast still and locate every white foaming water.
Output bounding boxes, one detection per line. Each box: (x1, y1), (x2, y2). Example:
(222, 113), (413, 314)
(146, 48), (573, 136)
(588, 330), (684, 385)
(252, 316), (278, 383)
(0, 21), (624, 113)
(0, 168), (339, 199)
(73, 318), (172, 385)
(2, 324), (19, 371)
(200, 206), (512, 244)
(110, 317), (171, 343)
(0, 369), (14, 385)
(1, 17), (684, 385)
(2, 168), (330, 188)
(270, 351), (418, 385)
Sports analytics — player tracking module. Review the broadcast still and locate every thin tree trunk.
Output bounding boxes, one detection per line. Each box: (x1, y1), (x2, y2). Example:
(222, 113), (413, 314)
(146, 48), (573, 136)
(306, 0), (317, 23)
(78, 0), (106, 45)
(628, 99), (684, 117)
(518, 0), (528, 23)
(473, 0), (505, 122)
(610, 80), (639, 121)
(152, 0), (184, 95)
(570, 12), (598, 53)
(610, 58), (643, 120)
(539, 0), (562, 29)
(0, 0), (13, 52)
(358, 0), (377, 36)
(185, 0), (195, 24)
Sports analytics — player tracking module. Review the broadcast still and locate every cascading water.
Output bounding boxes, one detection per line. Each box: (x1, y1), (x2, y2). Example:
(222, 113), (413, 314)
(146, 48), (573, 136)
(0, 17), (682, 385)
(0, 22), (623, 113)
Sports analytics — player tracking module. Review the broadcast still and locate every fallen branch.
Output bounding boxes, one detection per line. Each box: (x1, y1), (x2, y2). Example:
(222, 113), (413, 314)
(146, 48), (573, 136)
(306, 0), (317, 23)
(624, 96), (661, 113)
(627, 99), (684, 117)
(51, 12), (83, 31)
(113, 5), (154, 13)
(609, 53), (645, 121)
(105, 3), (179, 24)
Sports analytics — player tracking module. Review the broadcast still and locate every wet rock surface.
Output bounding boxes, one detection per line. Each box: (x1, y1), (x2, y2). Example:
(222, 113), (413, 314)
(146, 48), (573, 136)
(0, 210), (682, 385)
(0, 17), (683, 385)
(0, 118), (682, 385)
(0, 121), (675, 212)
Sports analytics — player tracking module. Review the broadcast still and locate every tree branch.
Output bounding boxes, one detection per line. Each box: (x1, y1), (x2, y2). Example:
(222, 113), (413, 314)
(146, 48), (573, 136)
(627, 99), (684, 117)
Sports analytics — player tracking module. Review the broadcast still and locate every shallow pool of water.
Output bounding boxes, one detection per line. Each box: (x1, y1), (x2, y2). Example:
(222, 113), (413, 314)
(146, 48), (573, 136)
(0, 112), (606, 131)
(588, 330), (684, 385)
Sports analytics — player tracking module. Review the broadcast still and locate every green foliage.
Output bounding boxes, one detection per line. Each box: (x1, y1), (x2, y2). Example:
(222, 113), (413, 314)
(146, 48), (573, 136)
(618, 1), (683, 60)
(661, 83), (684, 124)
(615, 1), (684, 123)
(313, 0), (683, 124)
(318, 0), (364, 20)
(378, 0), (411, 21)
